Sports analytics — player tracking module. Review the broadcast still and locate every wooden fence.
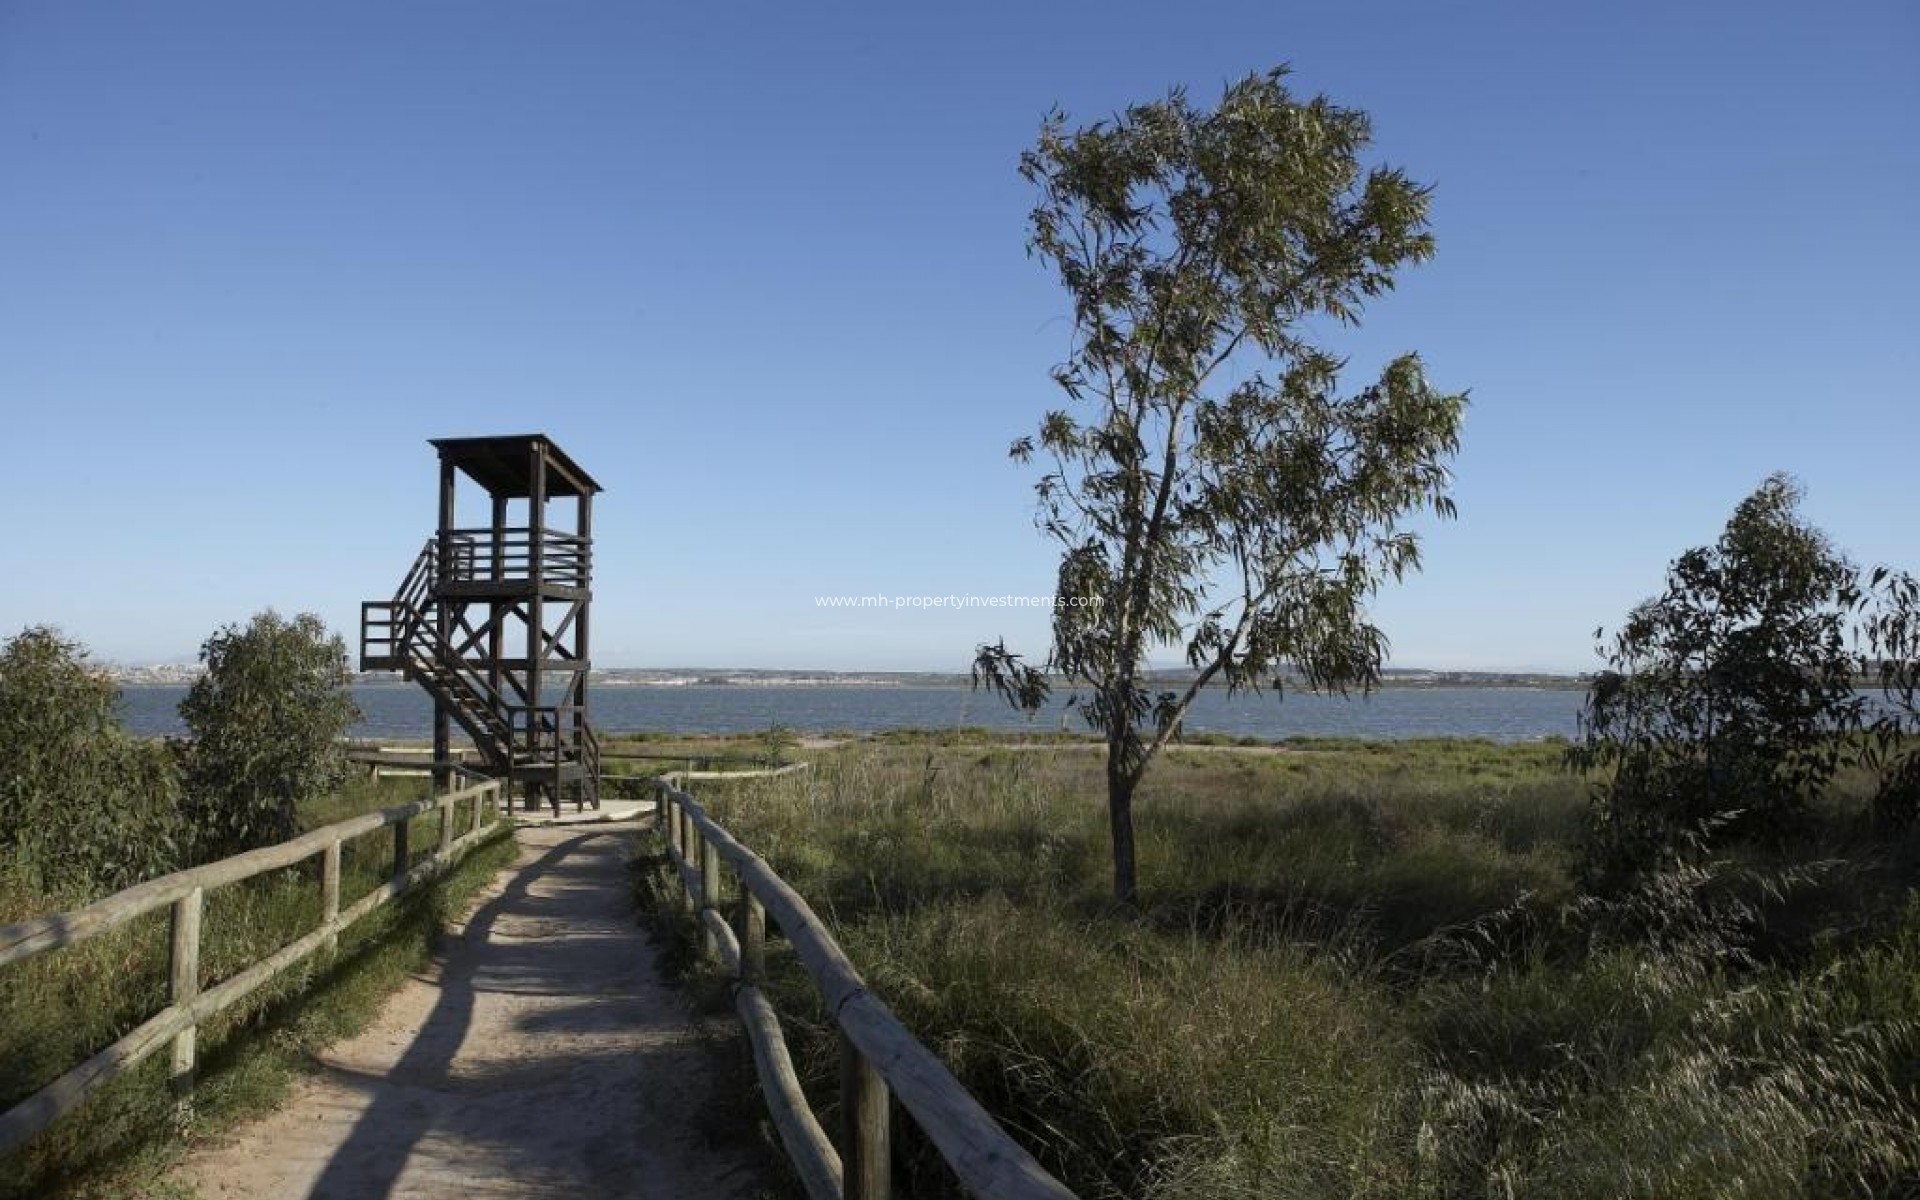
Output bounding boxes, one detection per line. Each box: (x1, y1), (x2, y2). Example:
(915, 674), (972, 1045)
(653, 778), (1080, 1200)
(596, 760), (810, 804)
(0, 775), (507, 1157)
(349, 743), (482, 781)
(661, 760), (812, 785)
(602, 748), (803, 775)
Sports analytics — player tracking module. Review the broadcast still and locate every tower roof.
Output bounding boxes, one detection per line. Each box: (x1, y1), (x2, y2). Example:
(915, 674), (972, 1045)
(430, 434), (603, 498)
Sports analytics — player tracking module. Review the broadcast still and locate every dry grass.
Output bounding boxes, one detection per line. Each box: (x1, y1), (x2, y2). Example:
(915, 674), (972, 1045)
(638, 736), (1920, 1200)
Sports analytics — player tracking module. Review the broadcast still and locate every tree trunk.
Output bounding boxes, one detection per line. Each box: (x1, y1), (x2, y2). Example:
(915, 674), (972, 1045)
(1105, 750), (1138, 908)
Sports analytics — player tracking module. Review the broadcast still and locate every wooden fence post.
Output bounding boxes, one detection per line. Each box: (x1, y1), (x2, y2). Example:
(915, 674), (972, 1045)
(438, 793), (454, 861)
(393, 815), (411, 880)
(321, 839), (342, 955)
(684, 822), (702, 915)
(734, 891), (765, 982)
(168, 887), (204, 1098)
(699, 835), (722, 961)
(840, 1030), (892, 1200)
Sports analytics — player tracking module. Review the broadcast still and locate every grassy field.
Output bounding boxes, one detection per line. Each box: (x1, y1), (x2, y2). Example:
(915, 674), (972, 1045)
(0, 773), (518, 1200)
(637, 735), (1920, 1200)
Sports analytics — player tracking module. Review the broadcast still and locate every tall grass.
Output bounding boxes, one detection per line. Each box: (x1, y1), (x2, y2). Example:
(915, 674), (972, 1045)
(0, 774), (517, 1199)
(640, 738), (1920, 1199)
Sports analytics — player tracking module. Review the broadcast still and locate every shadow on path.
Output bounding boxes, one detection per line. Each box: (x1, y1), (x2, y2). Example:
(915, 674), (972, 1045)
(178, 824), (762, 1200)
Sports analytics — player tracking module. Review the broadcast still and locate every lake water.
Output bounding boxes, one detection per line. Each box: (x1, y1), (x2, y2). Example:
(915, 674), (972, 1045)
(117, 683), (1586, 743)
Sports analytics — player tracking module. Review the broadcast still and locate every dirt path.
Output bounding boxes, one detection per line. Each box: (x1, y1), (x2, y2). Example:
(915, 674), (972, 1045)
(171, 822), (767, 1200)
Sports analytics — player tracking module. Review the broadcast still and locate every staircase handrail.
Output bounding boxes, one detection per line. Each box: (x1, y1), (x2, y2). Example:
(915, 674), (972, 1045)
(380, 542), (518, 758)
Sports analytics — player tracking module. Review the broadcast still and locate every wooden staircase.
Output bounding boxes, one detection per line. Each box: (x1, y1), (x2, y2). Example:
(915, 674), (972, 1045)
(362, 538), (599, 812)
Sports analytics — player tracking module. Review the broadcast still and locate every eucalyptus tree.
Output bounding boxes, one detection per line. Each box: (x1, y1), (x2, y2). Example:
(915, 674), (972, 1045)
(182, 610), (359, 855)
(0, 626), (183, 893)
(1570, 475), (1868, 877)
(974, 69), (1466, 906)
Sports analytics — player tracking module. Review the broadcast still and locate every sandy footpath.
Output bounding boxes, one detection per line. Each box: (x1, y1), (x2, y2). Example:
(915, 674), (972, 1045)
(170, 822), (766, 1200)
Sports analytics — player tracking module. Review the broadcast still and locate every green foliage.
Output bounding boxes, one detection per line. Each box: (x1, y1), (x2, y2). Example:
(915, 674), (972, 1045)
(181, 611), (360, 858)
(0, 627), (183, 895)
(760, 722), (800, 764)
(977, 68), (1466, 904)
(1860, 567), (1920, 826)
(1569, 475), (1868, 878)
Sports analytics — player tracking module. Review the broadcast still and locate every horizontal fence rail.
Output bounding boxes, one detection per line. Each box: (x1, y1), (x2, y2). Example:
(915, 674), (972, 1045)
(438, 527), (588, 590)
(597, 761), (810, 804)
(348, 744), (484, 780)
(600, 751), (795, 765)
(653, 778), (1079, 1200)
(0, 776), (508, 1157)
(666, 761), (811, 786)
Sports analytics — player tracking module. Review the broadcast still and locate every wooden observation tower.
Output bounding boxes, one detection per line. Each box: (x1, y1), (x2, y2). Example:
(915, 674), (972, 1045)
(361, 435), (601, 812)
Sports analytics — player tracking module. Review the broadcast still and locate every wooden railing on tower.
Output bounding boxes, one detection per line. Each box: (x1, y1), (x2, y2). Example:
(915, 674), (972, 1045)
(435, 527), (589, 591)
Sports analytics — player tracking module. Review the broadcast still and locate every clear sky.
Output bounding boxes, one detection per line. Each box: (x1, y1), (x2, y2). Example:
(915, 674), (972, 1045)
(1, 1), (1913, 673)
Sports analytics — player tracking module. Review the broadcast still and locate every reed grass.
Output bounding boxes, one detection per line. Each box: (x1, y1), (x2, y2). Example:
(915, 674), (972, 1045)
(641, 736), (1920, 1199)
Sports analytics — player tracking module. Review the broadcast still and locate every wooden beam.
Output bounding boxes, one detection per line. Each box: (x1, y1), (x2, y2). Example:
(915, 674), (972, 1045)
(434, 457), (457, 790)
(393, 815), (410, 880)
(841, 1031), (892, 1200)
(699, 834), (723, 961)
(525, 447), (545, 776)
(321, 839), (341, 956)
(735, 891), (766, 983)
(167, 888), (202, 1097)
(0, 781), (499, 969)
(738, 984), (842, 1200)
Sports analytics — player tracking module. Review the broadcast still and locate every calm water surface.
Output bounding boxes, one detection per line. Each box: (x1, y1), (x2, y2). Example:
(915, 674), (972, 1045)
(118, 684), (1584, 742)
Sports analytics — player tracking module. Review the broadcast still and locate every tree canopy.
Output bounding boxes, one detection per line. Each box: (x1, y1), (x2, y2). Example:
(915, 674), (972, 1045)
(976, 69), (1466, 905)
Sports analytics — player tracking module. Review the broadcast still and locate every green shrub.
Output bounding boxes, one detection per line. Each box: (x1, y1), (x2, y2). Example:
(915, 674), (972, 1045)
(181, 611), (359, 857)
(1571, 476), (1871, 881)
(0, 627), (183, 895)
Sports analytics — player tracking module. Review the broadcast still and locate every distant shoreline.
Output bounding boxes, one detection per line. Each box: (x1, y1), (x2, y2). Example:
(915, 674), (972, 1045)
(109, 670), (1594, 691)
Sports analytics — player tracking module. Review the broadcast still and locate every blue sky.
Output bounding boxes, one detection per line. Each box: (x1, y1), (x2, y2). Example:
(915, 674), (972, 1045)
(1, 1), (1913, 673)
